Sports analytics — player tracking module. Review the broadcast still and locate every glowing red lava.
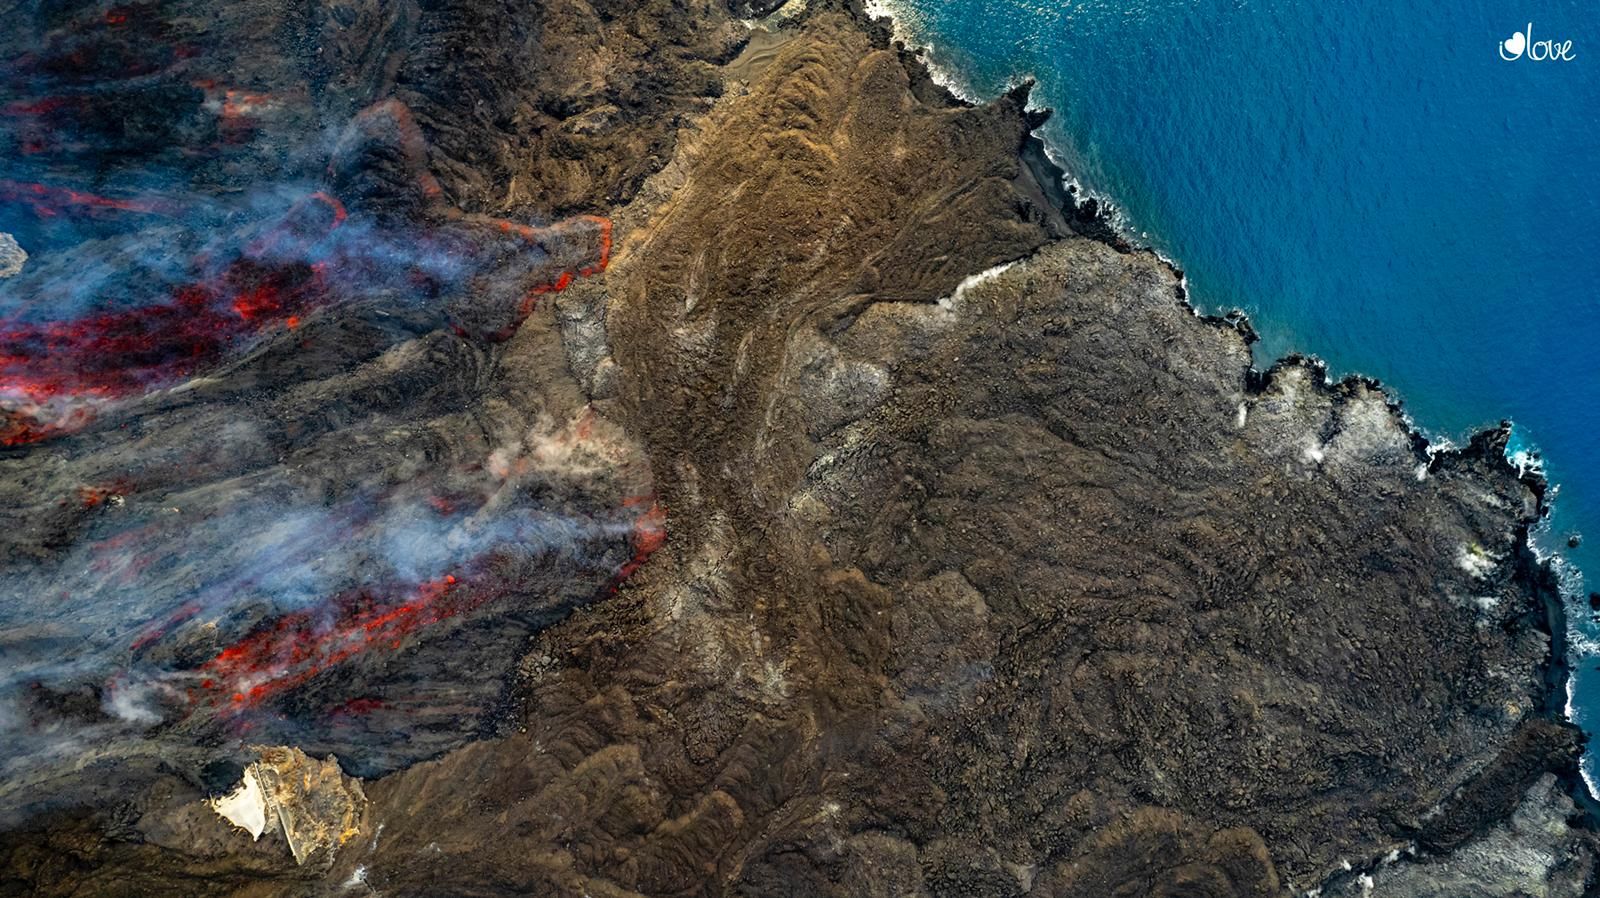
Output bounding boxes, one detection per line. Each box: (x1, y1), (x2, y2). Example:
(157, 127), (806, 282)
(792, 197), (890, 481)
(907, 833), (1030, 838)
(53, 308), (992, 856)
(616, 496), (667, 583)
(0, 179), (175, 218)
(129, 601), (201, 652)
(0, 191), (349, 445)
(192, 572), (495, 711)
(0, 258), (329, 445)
(75, 481), (130, 509)
(1, 179), (610, 443)
(512, 215), (614, 319)
(327, 697), (386, 717)
(3, 89), (617, 444)
(185, 494), (664, 714)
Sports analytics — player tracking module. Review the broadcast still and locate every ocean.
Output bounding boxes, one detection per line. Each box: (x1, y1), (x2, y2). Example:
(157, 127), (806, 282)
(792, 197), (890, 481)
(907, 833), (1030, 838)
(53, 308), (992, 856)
(869, 0), (1600, 776)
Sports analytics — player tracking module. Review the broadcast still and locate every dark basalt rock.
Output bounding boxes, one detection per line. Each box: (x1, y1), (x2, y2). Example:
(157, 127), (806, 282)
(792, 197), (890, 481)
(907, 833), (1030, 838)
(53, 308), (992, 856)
(0, 2), (1595, 897)
(0, 0), (704, 835)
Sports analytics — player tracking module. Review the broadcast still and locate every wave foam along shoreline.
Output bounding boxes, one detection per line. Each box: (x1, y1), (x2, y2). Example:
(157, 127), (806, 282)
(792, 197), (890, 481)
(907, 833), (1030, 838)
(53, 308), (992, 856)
(853, 0), (1598, 803)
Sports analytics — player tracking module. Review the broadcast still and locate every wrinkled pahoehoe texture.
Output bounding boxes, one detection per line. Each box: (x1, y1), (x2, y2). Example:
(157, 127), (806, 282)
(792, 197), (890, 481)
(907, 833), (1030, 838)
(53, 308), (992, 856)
(1, 2), (1596, 897)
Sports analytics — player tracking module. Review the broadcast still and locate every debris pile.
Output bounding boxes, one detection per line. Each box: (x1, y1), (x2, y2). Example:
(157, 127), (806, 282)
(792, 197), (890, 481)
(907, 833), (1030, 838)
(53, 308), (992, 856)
(209, 747), (366, 865)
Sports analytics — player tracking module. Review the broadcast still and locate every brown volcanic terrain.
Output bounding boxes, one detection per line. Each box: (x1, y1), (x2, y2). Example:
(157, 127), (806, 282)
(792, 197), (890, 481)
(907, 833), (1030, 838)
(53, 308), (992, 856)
(2, 2), (1597, 897)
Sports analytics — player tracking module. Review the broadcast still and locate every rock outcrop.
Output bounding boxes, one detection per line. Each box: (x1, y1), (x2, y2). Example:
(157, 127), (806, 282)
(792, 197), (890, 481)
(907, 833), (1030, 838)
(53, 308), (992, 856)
(209, 747), (367, 867)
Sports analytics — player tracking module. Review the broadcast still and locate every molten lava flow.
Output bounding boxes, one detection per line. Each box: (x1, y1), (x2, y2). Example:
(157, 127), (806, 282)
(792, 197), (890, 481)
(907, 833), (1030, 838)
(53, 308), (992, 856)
(0, 258), (328, 445)
(614, 495), (667, 586)
(2, 92), (616, 444)
(0, 192), (345, 445)
(511, 215), (615, 319)
(193, 571), (505, 712)
(130, 602), (202, 652)
(327, 697), (386, 717)
(0, 209), (613, 443)
(192, 82), (287, 140)
(75, 481), (130, 509)
(183, 494), (664, 716)
(6, 4), (181, 86)
(0, 180), (174, 218)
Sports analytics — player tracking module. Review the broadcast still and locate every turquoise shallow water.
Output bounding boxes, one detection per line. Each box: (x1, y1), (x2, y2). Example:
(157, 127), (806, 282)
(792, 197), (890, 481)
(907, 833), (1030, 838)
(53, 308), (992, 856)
(872, 0), (1600, 776)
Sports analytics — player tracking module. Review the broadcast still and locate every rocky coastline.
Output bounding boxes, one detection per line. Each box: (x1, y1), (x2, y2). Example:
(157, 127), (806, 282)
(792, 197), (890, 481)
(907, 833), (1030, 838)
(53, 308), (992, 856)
(893, 1), (1598, 836)
(883, 9), (1600, 835)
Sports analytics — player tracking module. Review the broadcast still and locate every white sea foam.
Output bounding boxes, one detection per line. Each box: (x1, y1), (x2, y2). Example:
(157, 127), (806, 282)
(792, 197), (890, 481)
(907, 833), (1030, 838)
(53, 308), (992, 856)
(1511, 446), (1546, 479)
(1579, 683), (1600, 798)
(1566, 627), (1600, 660)
(1027, 116), (1128, 228)
(864, 0), (1139, 228)
(863, 0), (981, 102)
(866, 0), (1600, 773)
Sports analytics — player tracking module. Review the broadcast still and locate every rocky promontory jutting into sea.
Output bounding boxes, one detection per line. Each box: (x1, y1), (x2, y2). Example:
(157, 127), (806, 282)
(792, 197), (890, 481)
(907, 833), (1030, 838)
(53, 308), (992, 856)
(0, 1), (1594, 896)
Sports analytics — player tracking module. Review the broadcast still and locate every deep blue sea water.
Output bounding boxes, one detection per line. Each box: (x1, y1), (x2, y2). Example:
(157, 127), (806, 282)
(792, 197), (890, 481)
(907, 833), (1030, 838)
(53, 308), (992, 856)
(871, 0), (1600, 779)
